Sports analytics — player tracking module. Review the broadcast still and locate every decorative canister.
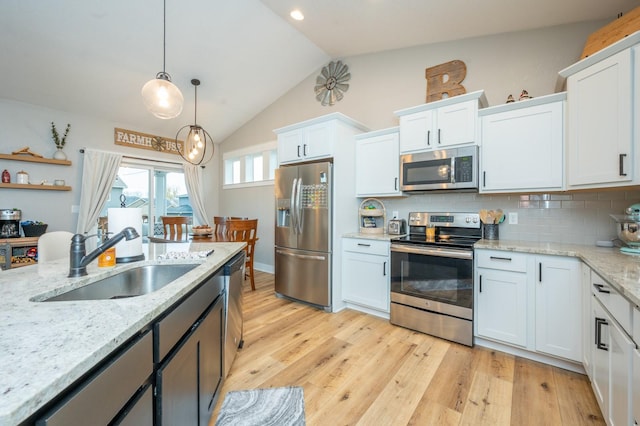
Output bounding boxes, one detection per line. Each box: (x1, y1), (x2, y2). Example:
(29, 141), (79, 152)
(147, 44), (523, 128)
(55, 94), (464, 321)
(1, 169), (10, 183)
(16, 170), (29, 184)
(483, 223), (499, 240)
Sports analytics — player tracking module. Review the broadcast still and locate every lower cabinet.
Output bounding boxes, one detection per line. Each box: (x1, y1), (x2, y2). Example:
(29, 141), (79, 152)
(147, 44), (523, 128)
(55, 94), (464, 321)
(342, 238), (390, 316)
(36, 330), (153, 426)
(475, 249), (582, 363)
(156, 295), (224, 426)
(35, 265), (227, 426)
(589, 273), (634, 426)
(534, 255), (581, 361)
(475, 250), (528, 347)
(634, 305), (640, 426)
(155, 268), (225, 426)
(633, 345), (640, 426)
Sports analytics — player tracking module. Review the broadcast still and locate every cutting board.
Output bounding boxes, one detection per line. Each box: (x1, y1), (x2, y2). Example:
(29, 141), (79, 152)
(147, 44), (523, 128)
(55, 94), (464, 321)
(581, 6), (640, 58)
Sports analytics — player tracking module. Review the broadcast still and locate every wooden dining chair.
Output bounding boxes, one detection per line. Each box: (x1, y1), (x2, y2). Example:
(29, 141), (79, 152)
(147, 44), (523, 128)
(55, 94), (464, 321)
(213, 216), (248, 238)
(227, 219), (258, 291)
(160, 216), (189, 241)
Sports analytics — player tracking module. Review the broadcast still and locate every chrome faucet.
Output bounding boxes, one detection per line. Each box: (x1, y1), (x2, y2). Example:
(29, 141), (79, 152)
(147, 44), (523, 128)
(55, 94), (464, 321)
(69, 227), (140, 277)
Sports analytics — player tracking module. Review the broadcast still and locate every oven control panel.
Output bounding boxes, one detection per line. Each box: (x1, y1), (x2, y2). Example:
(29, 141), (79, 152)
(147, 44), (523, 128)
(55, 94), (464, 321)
(408, 212), (480, 228)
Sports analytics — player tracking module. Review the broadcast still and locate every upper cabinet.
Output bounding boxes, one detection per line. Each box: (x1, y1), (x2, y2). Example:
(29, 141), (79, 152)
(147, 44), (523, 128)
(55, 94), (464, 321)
(479, 93), (565, 193)
(394, 90), (486, 154)
(355, 127), (402, 197)
(275, 113), (369, 165)
(558, 33), (640, 190)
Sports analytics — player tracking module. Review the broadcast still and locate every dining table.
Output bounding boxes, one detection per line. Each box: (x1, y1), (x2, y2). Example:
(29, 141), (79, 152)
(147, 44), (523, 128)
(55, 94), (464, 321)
(147, 233), (234, 243)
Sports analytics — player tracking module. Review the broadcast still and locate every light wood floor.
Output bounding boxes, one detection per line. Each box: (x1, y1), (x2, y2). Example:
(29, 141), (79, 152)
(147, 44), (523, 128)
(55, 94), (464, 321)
(211, 271), (604, 425)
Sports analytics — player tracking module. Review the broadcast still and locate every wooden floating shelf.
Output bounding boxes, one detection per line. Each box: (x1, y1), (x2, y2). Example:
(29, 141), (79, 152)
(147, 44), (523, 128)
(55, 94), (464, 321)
(0, 183), (71, 191)
(0, 153), (72, 166)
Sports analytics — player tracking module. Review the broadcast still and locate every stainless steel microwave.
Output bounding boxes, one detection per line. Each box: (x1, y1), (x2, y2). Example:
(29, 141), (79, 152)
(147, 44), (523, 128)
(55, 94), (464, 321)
(400, 146), (478, 191)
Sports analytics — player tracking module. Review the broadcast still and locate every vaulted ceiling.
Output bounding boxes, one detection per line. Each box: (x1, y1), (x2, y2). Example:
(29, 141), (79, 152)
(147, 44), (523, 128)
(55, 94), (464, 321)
(0, 0), (636, 143)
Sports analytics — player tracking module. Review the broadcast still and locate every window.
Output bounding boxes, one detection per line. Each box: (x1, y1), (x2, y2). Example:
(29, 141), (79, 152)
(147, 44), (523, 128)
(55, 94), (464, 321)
(100, 159), (192, 237)
(223, 142), (277, 188)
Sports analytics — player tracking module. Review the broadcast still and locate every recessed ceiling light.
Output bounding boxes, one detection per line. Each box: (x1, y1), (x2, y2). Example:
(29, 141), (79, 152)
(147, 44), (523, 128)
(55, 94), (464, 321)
(290, 9), (304, 21)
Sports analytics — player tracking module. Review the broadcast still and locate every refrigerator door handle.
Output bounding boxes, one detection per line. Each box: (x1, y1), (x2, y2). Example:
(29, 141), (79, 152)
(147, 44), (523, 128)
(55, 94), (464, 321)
(295, 176), (304, 234)
(276, 250), (326, 261)
(290, 178), (298, 234)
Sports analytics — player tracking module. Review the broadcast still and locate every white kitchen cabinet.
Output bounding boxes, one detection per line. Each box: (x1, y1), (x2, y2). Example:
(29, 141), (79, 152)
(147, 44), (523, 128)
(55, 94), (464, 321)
(342, 237), (390, 316)
(633, 346), (640, 426)
(563, 47), (635, 189)
(355, 127), (402, 197)
(582, 264), (593, 376)
(479, 93), (565, 193)
(275, 113), (369, 165)
(475, 249), (582, 363)
(590, 274), (634, 426)
(634, 307), (640, 426)
(395, 90), (486, 154)
(534, 255), (581, 362)
(592, 296), (610, 417)
(475, 250), (528, 347)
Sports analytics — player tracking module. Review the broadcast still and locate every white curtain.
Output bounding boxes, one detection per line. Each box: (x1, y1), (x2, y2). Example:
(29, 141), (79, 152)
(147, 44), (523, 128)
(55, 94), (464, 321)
(183, 164), (209, 225)
(76, 149), (122, 239)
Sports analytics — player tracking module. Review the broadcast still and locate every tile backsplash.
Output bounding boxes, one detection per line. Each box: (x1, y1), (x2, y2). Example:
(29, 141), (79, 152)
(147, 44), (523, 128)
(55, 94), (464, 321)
(381, 189), (640, 245)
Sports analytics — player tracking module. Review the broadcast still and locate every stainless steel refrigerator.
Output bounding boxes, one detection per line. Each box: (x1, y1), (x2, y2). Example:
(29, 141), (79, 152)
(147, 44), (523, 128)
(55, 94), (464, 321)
(274, 161), (332, 309)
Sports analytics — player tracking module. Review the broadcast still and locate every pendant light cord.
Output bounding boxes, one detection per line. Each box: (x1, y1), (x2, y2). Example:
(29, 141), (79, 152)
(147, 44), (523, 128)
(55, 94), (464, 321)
(194, 83), (198, 125)
(191, 79), (200, 125)
(162, 0), (166, 74)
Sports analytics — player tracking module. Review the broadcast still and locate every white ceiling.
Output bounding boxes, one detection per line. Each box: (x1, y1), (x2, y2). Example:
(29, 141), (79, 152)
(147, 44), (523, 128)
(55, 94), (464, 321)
(0, 0), (636, 143)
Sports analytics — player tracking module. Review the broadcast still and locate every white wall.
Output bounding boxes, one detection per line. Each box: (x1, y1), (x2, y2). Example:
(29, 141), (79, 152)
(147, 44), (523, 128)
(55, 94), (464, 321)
(217, 20), (633, 270)
(0, 99), (222, 233)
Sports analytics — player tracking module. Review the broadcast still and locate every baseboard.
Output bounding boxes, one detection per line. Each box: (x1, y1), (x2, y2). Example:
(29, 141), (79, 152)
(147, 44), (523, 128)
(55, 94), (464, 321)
(254, 262), (274, 274)
(344, 303), (390, 320)
(474, 337), (585, 374)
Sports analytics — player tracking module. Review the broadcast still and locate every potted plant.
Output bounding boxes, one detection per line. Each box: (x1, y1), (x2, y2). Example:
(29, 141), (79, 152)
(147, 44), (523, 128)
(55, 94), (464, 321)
(51, 122), (71, 160)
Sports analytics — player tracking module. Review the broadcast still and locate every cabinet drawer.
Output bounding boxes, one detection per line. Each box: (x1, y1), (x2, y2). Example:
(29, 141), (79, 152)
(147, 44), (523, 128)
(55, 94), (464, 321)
(155, 270), (224, 362)
(38, 330), (152, 426)
(343, 238), (389, 256)
(475, 250), (527, 272)
(592, 273), (632, 335)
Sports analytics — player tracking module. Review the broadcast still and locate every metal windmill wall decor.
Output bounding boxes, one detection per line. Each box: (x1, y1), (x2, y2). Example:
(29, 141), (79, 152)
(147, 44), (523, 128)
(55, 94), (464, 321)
(314, 60), (350, 106)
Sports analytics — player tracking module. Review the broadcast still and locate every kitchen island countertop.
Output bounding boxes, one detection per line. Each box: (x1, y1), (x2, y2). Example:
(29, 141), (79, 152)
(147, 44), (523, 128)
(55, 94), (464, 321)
(475, 239), (640, 308)
(0, 241), (245, 425)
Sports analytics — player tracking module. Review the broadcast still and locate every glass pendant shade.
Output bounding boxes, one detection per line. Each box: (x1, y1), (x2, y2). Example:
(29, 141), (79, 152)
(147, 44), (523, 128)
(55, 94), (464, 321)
(141, 74), (184, 119)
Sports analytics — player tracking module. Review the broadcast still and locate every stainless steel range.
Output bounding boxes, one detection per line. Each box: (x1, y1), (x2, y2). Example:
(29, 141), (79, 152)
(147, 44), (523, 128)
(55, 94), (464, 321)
(390, 211), (481, 347)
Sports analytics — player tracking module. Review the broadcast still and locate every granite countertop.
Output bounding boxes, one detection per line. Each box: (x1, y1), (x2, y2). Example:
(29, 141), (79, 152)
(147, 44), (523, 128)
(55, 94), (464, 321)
(342, 232), (405, 241)
(475, 239), (640, 308)
(0, 241), (245, 425)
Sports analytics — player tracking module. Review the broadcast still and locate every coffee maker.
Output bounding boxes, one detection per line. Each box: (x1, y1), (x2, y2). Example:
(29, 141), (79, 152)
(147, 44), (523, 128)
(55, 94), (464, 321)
(0, 209), (21, 238)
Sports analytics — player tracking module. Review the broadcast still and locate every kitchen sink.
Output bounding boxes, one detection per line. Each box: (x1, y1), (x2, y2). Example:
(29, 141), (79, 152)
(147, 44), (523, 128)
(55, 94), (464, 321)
(43, 264), (200, 302)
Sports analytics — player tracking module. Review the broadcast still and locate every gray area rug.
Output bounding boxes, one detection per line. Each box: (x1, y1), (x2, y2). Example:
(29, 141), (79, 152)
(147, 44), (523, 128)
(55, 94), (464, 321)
(215, 386), (306, 426)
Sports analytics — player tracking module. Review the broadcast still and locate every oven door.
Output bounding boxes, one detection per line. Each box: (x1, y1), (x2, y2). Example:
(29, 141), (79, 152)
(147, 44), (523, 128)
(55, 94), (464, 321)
(390, 243), (473, 318)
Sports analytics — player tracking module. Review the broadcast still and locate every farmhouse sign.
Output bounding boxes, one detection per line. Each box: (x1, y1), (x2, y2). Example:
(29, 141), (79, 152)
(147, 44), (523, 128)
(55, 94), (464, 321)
(114, 128), (184, 156)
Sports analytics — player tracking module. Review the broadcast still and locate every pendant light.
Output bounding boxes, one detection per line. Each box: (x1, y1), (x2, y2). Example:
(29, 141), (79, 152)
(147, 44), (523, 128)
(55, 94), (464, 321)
(141, 0), (183, 119)
(175, 79), (214, 165)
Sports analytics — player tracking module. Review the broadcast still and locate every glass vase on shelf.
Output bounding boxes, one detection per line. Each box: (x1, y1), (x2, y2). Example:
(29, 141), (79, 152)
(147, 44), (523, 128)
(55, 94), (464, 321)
(53, 146), (67, 160)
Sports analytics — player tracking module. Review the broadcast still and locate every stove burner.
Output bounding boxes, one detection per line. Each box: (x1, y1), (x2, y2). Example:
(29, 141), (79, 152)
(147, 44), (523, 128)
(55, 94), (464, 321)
(394, 234), (479, 249)
(398, 211), (482, 249)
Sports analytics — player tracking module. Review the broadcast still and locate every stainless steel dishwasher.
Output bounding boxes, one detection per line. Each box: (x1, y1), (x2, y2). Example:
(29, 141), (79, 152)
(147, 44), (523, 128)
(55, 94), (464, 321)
(223, 251), (245, 377)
